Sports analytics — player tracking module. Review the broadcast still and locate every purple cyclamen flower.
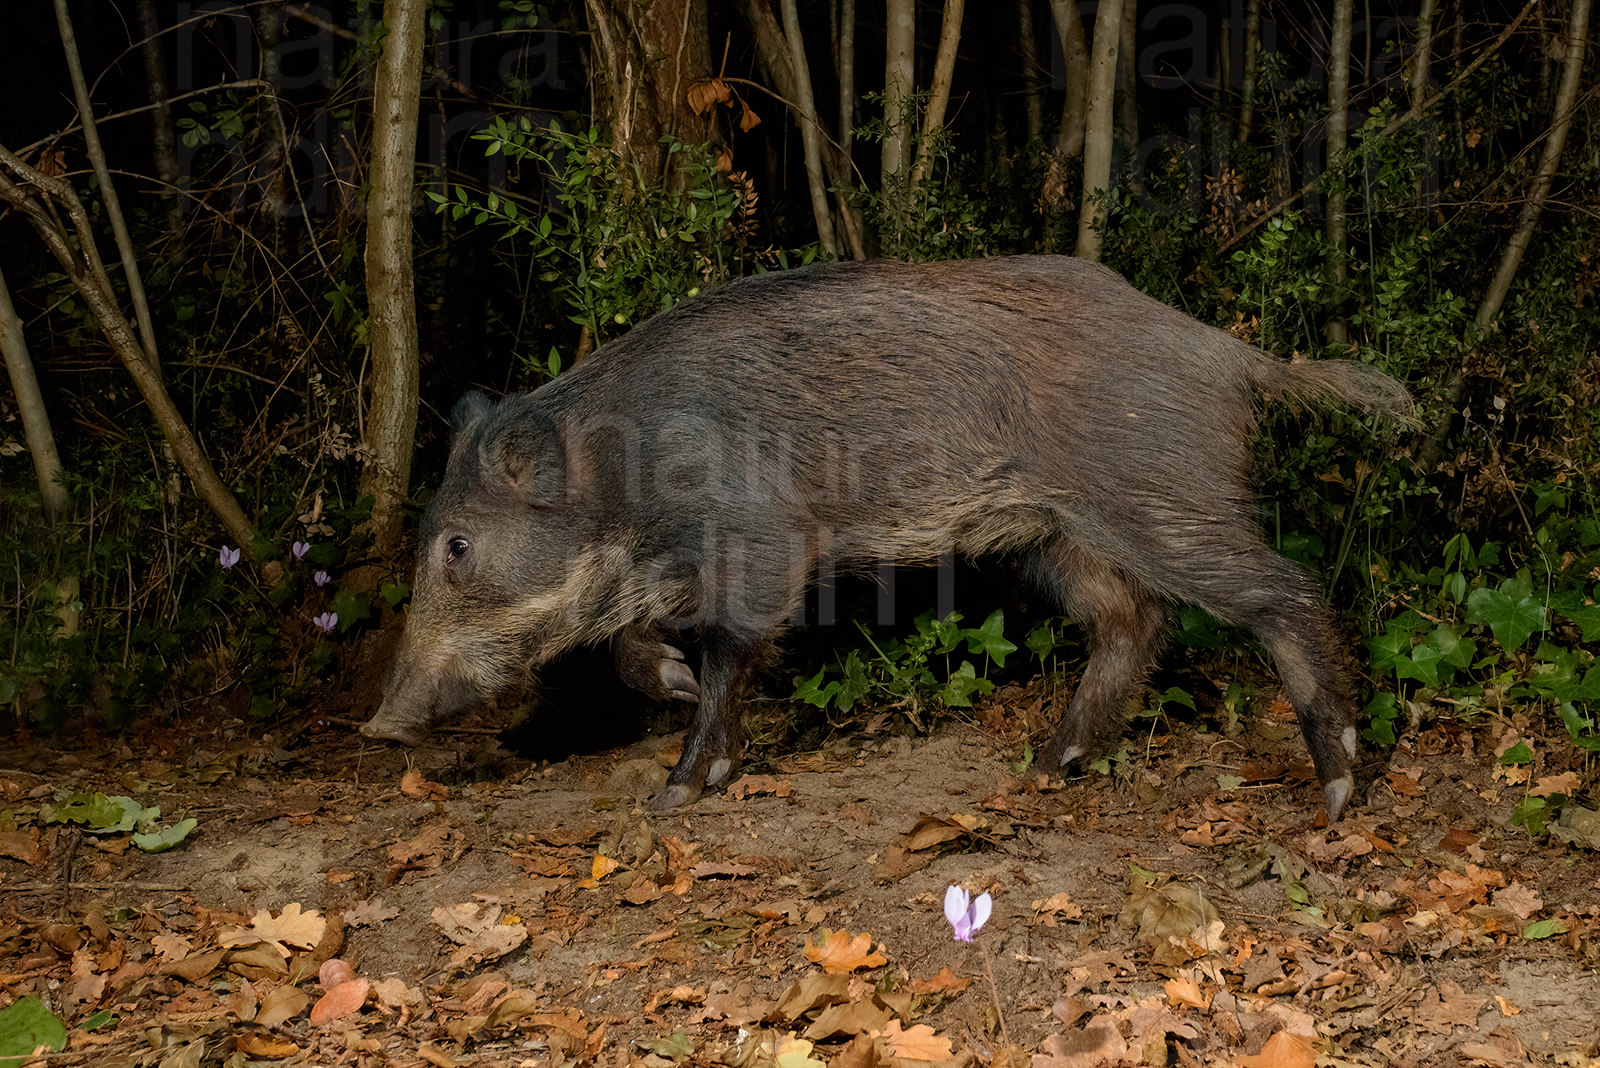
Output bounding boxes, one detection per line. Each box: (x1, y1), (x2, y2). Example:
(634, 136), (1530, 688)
(292, 540), (311, 560)
(218, 545), (241, 570)
(314, 570), (330, 586)
(944, 885), (991, 942)
(313, 612), (338, 633)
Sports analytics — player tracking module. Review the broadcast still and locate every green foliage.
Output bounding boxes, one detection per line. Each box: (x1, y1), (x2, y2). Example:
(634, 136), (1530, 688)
(428, 119), (776, 368)
(0, 996), (68, 1066)
(793, 610), (1016, 727)
(41, 791), (196, 852)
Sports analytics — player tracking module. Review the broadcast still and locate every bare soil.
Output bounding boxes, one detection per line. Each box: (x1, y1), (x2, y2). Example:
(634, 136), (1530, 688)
(5, 680), (1600, 1068)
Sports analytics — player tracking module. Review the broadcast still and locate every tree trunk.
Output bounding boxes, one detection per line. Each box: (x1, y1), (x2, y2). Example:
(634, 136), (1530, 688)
(779, 0), (840, 255)
(1075, 0), (1124, 262)
(586, 0), (715, 187)
(1476, 0), (1590, 326)
(911, 0), (967, 186)
(1019, 0), (1043, 145)
(0, 265), (68, 526)
(53, 0), (160, 370)
(1324, 0), (1354, 344)
(1117, 0), (1138, 156)
(1238, 0), (1262, 140)
(0, 148), (261, 563)
(734, 0), (868, 259)
(1409, 0), (1437, 210)
(135, 0), (181, 234)
(838, 0), (855, 170)
(358, 0), (428, 567)
(882, 0), (916, 212)
(1041, 0), (1088, 216)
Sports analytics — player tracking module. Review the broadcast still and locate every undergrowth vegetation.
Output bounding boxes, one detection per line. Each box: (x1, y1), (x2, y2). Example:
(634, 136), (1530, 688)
(1, 10), (1597, 842)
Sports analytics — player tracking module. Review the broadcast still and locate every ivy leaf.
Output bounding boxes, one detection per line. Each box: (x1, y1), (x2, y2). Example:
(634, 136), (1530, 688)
(1466, 582), (1546, 651)
(0, 996), (68, 1065)
(962, 610), (1016, 668)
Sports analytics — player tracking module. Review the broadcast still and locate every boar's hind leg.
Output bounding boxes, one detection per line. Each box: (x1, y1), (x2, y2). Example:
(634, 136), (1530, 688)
(1030, 542), (1167, 773)
(1178, 548), (1358, 822)
(648, 627), (763, 810)
(614, 624), (701, 704)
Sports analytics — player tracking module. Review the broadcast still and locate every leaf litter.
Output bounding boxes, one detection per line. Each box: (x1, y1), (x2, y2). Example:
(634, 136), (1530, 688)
(5, 680), (1600, 1065)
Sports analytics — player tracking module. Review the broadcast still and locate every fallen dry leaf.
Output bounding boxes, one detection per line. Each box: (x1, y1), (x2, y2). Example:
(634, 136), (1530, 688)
(1416, 981), (1487, 1033)
(310, 977), (369, 1025)
(1031, 892), (1083, 926)
(1234, 1031), (1316, 1068)
(236, 1031), (300, 1058)
(1033, 1017), (1126, 1068)
(256, 984), (310, 1028)
(910, 968), (971, 995)
(803, 930), (888, 973)
(726, 774), (792, 799)
(880, 1020), (950, 1061)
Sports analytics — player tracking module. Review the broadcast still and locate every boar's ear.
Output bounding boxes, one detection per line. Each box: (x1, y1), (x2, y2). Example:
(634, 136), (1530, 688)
(480, 416), (564, 507)
(450, 391), (494, 435)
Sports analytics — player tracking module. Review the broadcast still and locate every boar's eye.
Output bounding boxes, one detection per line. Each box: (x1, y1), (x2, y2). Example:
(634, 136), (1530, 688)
(446, 537), (470, 563)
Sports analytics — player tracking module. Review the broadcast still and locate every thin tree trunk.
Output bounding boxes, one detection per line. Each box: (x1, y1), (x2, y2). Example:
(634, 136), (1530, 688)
(53, 0), (159, 370)
(911, 0), (966, 187)
(255, 0), (289, 219)
(1019, 0), (1044, 145)
(1476, 0), (1589, 326)
(1417, 0), (1584, 471)
(779, 0), (840, 255)
(1075, 0), (1125, 261)
(1041, 0), (1088, 217)
(1118, 0), (1138, 155)
(1218, 18), (1233, 120)
(838, 0), (855, 169)
(1238, 0), (1262, 140)
(359, 0), (428, 566)
(1324, 0), (1354, 344)
(1409, 0), (1437, 209)
(734, 0), (868, 259)
(883, 0), (916, 213)
(0, 266), (68, 526)
(135, 0), (181, 234)
(0, 146), (260, 563)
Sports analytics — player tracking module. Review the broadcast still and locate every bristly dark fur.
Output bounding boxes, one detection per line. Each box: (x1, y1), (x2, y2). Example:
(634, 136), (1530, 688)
(365, 255), (1412, 821)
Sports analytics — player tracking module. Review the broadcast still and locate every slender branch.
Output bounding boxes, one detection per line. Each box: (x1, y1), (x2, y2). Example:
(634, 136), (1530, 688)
(1219, 0), (1538, 252)
(52, 0), (160, 370)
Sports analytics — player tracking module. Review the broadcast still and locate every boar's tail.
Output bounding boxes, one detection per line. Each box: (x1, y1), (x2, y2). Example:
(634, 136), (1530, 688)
(1251, 354), (1418, 426)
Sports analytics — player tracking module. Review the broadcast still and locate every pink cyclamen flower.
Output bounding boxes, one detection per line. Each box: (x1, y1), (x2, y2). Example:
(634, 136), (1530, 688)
(292, 540), (311, 560)
(218, 545), (240, 569)
(944, 885), (991, 942)
(314, 570), (330, 586)
(313, 612), (338, 633)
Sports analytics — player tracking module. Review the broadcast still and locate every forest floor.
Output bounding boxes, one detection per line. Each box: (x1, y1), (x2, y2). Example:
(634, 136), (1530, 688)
(5, 675), (1600, 1068)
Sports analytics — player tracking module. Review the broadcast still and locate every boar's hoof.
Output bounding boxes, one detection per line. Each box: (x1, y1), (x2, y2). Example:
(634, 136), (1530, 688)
(659, 648), (701, 704)
(1323, 774), (1353, 824)
(359, 719), (428, 747)
(647, 782), (704, 810)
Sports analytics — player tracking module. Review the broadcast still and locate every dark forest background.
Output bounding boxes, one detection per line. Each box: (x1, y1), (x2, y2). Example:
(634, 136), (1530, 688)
(0, 0), (1596, 777)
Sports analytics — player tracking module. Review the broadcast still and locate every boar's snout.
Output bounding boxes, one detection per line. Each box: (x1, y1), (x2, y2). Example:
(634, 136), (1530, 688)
(360, 648), (481, 747)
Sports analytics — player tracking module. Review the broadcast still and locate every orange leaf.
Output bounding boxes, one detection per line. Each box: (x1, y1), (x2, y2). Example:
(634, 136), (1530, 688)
(880, 1021), (951, 1061)
(803, 930), (887, 973)
(910, 967), (971, 994)
(1164, 975), (1209, 1009)
(686, 78), (732, 114)
(1235, 1031), (1316, 1068)
(310, 978), (369, 1025)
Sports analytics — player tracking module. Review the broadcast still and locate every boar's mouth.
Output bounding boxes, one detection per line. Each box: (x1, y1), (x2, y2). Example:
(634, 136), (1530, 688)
(360, 653), (486, 747)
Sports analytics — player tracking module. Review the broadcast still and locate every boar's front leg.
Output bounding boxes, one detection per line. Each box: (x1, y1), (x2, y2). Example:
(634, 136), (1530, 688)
(648, 627), (761, 810)
(613, 624), (701, 704)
